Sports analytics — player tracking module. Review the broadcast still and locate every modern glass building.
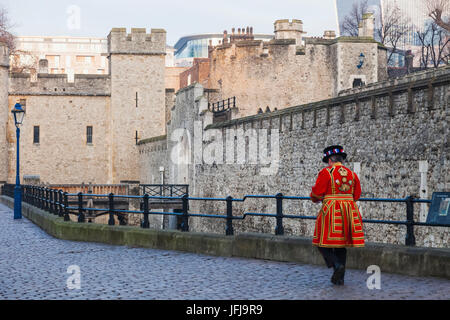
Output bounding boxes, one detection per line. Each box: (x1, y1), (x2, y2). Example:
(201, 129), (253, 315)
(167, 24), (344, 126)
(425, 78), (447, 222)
(335, 0), (429, 47)
(334, 0), (433, 66)
(174, 33), (274, 67)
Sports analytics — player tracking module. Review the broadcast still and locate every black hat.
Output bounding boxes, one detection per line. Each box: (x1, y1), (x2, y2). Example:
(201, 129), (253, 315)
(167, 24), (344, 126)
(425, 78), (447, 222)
(322, 145), (347, 163)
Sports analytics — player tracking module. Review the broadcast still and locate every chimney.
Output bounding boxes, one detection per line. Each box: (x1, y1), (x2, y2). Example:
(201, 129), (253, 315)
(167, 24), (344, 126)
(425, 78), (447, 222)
(323, 30), (336, 39)
(405, 50), (414, 73)
(38, 59), (48, 74)
(358, 12), (375, 38)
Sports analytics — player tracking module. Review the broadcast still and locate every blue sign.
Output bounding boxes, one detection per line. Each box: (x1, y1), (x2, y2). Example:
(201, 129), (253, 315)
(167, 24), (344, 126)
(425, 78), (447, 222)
(426, 192), (450, 225)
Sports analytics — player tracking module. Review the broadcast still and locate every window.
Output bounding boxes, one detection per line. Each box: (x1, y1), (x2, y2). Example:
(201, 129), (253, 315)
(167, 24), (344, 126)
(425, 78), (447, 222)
(86, 126), (93, 144)
(352, 78), (364, 88)
(33, 126), (39, 144)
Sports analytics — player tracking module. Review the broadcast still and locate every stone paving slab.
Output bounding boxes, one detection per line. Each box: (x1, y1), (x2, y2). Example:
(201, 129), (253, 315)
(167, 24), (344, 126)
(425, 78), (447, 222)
(0, 203), (449, 300)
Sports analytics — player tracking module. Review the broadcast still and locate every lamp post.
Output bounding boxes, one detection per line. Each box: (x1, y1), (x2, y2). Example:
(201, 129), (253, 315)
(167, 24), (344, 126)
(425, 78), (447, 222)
(357, 53), (365, 69)
(11, 102), (25, 220)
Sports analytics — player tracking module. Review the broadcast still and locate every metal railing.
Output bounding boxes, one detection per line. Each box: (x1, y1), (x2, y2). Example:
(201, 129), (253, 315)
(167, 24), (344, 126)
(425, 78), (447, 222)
(140, 184), (188, 197)
(2, 184), (449, 247)
(208, 97), (236, 113)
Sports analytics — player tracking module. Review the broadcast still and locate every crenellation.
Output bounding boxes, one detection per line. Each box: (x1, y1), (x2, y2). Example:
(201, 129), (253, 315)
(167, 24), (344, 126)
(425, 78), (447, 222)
(9, 72), (111, 96)
(107, 27), (166, 55)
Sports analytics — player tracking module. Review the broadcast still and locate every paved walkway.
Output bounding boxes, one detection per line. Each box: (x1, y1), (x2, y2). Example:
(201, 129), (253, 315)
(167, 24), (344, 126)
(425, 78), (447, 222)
(0, 203), (449, 300)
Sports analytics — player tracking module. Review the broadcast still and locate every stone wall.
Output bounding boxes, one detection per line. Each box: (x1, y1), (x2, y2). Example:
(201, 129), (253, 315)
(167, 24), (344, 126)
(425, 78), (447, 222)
(7, 95), (112, 184)
(9, 73), (111, 96)
(207, 36), (387, 118)
(104, 27), (167, 183)
(0, 43), (9, 183)
(1, 27), (167, 185)
(139, 66), (449, 248)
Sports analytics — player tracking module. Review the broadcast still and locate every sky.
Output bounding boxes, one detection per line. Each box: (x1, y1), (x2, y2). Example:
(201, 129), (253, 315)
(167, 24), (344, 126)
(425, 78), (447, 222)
(1, 0), (338, 45)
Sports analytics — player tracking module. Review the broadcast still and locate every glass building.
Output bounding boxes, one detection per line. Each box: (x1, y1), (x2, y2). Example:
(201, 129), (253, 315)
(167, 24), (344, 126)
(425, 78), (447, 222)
(174, 33), (274, 67)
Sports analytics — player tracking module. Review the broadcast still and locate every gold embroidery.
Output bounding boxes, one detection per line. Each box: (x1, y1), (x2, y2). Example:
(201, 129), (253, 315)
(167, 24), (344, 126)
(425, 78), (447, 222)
(338, 167), (348, 176)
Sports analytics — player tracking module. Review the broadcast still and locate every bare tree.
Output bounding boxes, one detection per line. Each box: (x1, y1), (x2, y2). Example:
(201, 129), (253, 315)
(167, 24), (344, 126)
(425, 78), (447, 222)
(341, 1), (410, 66)
(376, 2), (411, 66)
(417, 21), (449, 68)
(426, 0), (450, 32)
(0, 5), (38, 74)
(0, 5), (15, 50)
(340, 0), (369, 37)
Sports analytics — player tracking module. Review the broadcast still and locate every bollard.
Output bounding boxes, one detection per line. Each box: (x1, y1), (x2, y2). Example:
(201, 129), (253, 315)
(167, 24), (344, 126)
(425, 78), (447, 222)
(405, 196), (416, 246)
(225, 196), (234, 236)
(77, 192), (85, 223)
(142, 194), (150, 228)
(108, 193), (115, 226)
(275, 193), (284, 235)
(181, 194), (189, 232)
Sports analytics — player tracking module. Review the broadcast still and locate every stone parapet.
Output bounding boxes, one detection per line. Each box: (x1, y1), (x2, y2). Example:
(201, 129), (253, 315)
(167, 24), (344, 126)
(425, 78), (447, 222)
(107, 27), (166, 55)
(9, 73), (111, 96)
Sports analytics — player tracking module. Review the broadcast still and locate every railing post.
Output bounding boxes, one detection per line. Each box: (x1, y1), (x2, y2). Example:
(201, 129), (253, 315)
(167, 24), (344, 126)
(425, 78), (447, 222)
(49, 189), (54, 214)
(275, 193), (284, 235)
(58, 190), (63, 217)
(39, 187), (43, 209)
(142, 194), (149, 228)
(53, 189), (58, 214)
(64, 192), (70, 221)
(45, 188), (49, 211)
(108, 193), (115, 226)
(405, 196), (416, 246)
(77, 192), (85, 223)
(181, 194), (189, 232)
(225, 196), (234, 236)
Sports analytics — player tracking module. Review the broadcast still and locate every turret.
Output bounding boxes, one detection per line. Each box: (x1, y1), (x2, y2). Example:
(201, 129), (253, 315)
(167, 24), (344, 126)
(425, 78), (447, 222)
(274, 19), (306, 45)
(108, 28), (167, 183)
(358, 12), (375, 38)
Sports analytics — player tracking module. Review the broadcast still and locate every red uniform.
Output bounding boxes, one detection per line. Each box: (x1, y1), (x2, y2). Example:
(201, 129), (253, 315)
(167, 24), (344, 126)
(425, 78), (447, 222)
(310, 162), (365, 248)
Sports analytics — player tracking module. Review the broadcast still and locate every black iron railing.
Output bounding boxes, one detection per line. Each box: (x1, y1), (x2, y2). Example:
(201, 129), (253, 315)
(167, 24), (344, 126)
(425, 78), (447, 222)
(208, 97), (236, 113)
(140, 184), (188, 197)
(2, 184), (449, 247)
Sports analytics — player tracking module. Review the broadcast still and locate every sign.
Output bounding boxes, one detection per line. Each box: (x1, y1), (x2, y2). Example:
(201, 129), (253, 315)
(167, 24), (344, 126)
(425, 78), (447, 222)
(426, 192), (450, 225)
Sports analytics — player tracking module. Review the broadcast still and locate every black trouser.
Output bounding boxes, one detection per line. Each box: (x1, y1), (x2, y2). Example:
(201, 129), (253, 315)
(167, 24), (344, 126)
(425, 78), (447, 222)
(317, 247), (347, 269)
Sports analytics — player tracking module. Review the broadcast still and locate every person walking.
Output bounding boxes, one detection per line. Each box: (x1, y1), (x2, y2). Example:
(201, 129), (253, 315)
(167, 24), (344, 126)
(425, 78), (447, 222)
(310, 145), (365, 285)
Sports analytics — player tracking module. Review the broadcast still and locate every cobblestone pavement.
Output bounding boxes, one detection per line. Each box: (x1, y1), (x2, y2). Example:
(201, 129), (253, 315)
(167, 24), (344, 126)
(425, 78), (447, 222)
(0, 204), (449, 300)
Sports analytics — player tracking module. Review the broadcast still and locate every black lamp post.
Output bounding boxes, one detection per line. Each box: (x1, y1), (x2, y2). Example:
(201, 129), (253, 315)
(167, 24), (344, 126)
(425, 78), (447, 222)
(11, 102), (25, 220)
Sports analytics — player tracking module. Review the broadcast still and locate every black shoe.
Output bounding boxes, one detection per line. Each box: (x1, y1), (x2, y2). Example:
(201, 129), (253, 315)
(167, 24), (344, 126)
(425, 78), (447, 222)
(331, 263), (345, 285)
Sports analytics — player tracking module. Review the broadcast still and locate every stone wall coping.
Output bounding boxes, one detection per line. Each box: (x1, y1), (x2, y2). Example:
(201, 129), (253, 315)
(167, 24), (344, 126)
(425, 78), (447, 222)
(137, 134), (167, 146)
(205, 67), (450, 130)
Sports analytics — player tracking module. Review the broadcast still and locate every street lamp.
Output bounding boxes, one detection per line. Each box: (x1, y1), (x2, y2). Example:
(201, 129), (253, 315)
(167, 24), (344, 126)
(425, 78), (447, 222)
(11, 101), (25, 219)
(357, 53), (365, 69)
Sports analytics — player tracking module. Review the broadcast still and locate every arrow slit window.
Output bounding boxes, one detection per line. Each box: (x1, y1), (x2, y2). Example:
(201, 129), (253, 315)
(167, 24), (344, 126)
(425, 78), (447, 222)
(87, 126), (93, 144)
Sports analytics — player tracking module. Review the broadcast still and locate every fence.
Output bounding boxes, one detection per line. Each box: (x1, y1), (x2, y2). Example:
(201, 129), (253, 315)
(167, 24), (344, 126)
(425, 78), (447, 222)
(2, 184), (449, 247)
(208, 97), (236, 113)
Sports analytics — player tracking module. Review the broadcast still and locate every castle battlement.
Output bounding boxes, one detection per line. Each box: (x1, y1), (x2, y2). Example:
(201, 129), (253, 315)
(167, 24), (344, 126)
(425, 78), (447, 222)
(0, 41), (9, 68)
(9, 72), (111, 96)
(107, 27), (166, 55)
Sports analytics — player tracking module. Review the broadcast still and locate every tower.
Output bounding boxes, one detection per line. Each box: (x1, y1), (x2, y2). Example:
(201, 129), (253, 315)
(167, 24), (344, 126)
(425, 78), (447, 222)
(0, 42), (9, 183)
(274, 19), (306, 45)
(108, 28), (166, 183)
